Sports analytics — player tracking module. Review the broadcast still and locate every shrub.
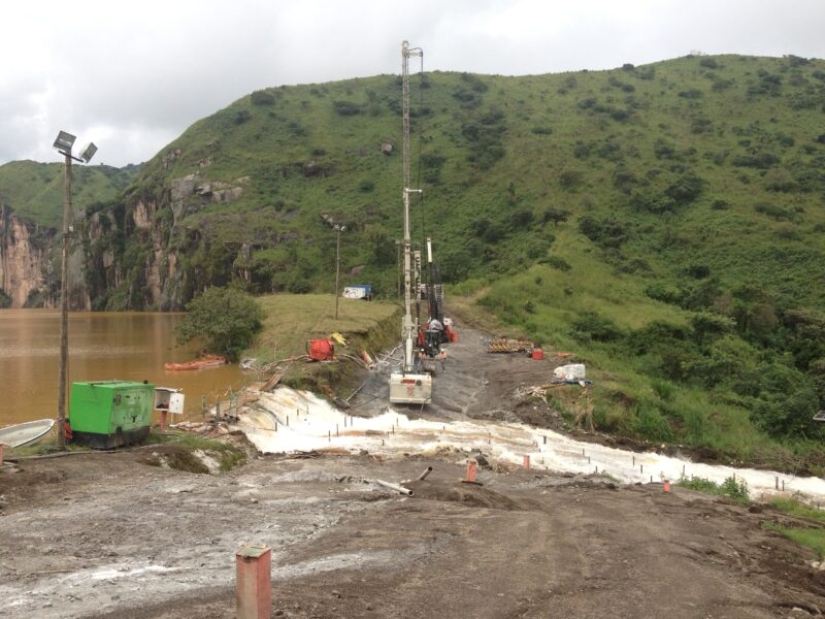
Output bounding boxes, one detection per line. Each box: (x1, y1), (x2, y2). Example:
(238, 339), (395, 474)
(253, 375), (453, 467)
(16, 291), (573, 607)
(578, 215), (630, 248)
(678, 88), (704, 100)
(332, 100), (364, 116)
(570, 311), (623, 342)
(250, 90), (276, 105)
(691, 117), (714, 134)
(650, 378), (675, 401)
(233, 110), (252, 125)
(541, 255), (572, 272)
(665, 173), (704, 206)
(175, 287), (264, 362)
(754, 202), (795, 221)
(631, 403), (673, 442)
(678, 475), (749, 503)
(712, 79), (734, 91)
(559, 170), (583, 190)
(542, 207), (570, 227)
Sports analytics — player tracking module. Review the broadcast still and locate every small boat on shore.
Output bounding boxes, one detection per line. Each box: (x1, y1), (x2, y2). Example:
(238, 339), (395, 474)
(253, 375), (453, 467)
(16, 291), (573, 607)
(164, 355), (226, 371)
(0, 419), (55, 448)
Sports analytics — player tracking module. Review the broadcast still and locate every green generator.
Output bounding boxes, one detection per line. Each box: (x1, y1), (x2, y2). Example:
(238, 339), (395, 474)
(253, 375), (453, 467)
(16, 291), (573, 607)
(68, 381), (154, 449)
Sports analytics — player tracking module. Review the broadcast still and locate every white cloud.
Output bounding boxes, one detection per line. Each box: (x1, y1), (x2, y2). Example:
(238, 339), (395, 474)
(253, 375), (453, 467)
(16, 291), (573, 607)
(2, 0), (825, 167)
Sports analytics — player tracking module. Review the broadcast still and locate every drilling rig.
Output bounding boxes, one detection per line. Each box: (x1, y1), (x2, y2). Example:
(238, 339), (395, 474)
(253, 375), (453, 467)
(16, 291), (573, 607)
(389, 40), (433, 406)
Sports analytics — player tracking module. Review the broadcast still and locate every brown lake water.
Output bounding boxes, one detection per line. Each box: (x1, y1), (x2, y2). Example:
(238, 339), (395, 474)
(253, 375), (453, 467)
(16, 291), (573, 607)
(0, 309), (247, 428)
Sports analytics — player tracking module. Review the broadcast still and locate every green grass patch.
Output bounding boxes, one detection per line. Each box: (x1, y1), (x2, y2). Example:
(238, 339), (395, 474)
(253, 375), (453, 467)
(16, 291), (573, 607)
(677, 475), (750, 503)
(144, 431), (247, 472)
(253, 293), (399, 362)
(769, 497), (825, 524)
(764, 522), (825, 559)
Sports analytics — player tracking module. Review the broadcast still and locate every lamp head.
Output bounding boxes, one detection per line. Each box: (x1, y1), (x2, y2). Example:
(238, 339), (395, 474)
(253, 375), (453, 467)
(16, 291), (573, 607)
(78, 143), (97, 163)
(53, 131), (76, 154)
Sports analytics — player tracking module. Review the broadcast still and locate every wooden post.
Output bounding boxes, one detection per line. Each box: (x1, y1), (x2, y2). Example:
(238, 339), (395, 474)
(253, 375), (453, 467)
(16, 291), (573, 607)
(523, 455), (530, 470)
(0, 443), (4, 466)
(236, 544), (272, 619)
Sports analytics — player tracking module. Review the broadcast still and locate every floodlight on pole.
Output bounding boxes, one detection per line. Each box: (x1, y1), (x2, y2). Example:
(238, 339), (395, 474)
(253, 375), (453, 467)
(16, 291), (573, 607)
(53, 130), (97, 450)
(53, 131), (76, 154)
(79, 143), (97, 163)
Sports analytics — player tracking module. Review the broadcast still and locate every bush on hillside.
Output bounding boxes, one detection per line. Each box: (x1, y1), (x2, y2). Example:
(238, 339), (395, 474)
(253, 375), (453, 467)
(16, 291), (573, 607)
(175, 286), (264, 362)
(332, 100), (364, 116)
(570, 311), (623, 343)
(630, 403), (673, 442)
(745, 364), (821, 439)
(540, 255), (572, 272)
(251, 90), (276, 105)
(578, 215), (630, 248)
(665, 172), (704, 206)
(541, 207), (570, 227)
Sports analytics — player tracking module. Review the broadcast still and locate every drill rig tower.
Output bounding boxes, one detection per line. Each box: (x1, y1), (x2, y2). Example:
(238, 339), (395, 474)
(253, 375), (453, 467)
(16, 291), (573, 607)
(389, 40), (432, 405)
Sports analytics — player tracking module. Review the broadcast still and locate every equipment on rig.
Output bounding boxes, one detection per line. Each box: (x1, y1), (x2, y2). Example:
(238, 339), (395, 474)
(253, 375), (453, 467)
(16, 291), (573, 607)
(389, 40), (432, 406)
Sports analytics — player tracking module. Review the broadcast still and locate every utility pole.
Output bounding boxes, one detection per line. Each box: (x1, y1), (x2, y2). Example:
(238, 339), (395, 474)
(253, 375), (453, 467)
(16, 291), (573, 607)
(52, 131), (97, 450)
(57, 152), (72, 450)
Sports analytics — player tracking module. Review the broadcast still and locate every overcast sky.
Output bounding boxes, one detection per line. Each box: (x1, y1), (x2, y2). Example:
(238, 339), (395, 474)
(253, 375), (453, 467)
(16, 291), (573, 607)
(3, 0), (824, 168)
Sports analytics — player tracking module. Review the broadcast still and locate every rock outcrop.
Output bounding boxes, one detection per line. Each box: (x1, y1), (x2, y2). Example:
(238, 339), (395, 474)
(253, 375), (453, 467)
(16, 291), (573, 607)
(0, 204), (52, 308)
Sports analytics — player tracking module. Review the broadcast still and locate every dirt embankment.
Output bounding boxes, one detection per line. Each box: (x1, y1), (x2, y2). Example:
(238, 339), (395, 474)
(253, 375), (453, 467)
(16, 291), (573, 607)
(1, 319), (824, 618)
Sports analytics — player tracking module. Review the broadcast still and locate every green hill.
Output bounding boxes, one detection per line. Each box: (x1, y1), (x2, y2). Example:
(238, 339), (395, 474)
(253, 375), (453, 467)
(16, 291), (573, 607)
(20, 53), (825, 468)
(0, 160), (136, 228)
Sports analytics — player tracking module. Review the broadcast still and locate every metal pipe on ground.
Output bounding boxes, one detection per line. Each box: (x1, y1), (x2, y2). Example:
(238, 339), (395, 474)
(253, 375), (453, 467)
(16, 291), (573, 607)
(372, 479), (413, 496)
(417, 466), (433, 481)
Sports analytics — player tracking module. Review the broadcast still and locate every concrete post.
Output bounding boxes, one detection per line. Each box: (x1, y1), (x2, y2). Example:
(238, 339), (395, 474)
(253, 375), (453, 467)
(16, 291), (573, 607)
(236, 544), (272, 619)
(466, 459), (477, 482)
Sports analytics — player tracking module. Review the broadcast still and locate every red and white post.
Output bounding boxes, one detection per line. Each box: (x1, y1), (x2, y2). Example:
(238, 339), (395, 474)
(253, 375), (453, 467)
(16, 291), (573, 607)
(466, 459), (478, 483)
(236, 544), (272, 619)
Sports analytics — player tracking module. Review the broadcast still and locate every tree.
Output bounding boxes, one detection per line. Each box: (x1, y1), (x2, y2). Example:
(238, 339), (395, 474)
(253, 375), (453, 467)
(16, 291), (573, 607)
(175, 287), (264, 362)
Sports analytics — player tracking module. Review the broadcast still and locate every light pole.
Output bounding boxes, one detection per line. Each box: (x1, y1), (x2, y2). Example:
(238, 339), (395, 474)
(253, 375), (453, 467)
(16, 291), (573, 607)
(52, 131), (97, 450)
(334, 224), (346, 319)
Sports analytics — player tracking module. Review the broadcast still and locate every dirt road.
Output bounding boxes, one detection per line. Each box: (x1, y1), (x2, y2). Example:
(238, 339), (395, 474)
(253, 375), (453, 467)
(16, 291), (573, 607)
(1, 320), (824, 618)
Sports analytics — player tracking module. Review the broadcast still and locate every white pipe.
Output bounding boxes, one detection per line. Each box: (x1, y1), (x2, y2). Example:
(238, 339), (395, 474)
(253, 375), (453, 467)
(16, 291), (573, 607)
(417, 466), (433, 481)
(373, 479), (413, 496)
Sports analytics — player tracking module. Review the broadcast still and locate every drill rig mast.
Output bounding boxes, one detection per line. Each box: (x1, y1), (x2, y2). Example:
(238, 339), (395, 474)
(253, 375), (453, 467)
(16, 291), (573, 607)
(389, 40), (432, 405)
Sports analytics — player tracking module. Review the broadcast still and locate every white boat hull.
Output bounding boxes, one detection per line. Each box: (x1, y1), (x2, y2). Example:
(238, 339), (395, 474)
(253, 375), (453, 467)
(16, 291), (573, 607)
(0, 419), (55, 448)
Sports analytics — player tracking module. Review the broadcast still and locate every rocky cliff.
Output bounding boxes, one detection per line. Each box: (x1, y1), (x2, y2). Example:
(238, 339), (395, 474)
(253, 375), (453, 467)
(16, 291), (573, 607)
(80, 162), (250, 311)
(0, 204), (52, 308)
(0, 204), (94, 310)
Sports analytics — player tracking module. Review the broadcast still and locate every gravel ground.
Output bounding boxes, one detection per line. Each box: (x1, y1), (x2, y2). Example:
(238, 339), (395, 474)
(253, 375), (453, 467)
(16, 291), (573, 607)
(1, 320), (824, 618)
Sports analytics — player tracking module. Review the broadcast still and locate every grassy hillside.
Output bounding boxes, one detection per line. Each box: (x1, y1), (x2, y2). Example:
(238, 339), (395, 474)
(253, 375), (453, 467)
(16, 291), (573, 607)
(0, 160), (136, 228)
(79, 53), (825, 468)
